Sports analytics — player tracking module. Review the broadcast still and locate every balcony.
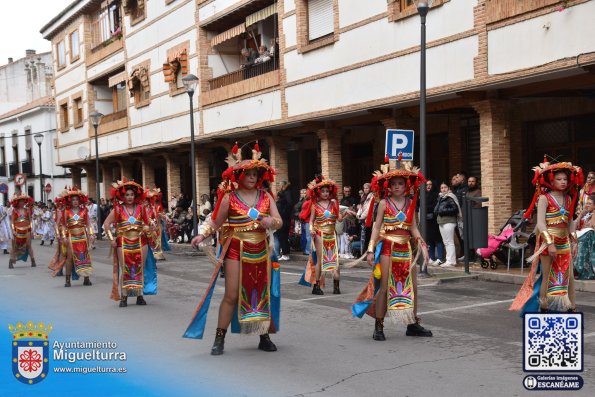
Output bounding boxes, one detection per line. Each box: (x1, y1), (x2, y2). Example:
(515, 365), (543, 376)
(21, 160), (33, 176)
(86, 1), (124, 66)
(203, 58), (279, 105)
(97, 109), (128, 135)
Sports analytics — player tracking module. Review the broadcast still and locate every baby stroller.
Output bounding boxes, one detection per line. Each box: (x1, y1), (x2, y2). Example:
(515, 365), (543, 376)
(477, 210), (535, 270)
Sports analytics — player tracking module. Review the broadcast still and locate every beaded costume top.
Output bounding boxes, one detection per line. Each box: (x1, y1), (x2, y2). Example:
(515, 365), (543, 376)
(383, 197), (412, 233)
(65, 208), (88, 230)
(313, 201), (338, 229)
(227, 190), (270, 233)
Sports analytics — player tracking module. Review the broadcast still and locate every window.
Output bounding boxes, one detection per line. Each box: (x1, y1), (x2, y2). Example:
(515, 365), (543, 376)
(59, 101), (69, 131)
(128, 61), (151, 108)
(70, 30), (80, 62)
(123, 0), (146, 25)
(401, 0), (416, 12)
(388, 0), (449, 22)
(296, 0), (338, 53)
(307, 0), (334, 41)
(91, 0), (122, 48)
(57, 40), (66, 68)
(163, 43), (189, 95)
(73, 97), (83, 127)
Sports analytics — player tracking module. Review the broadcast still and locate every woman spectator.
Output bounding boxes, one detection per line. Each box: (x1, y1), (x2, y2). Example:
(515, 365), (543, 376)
(574, 194), (595, 280)
(434, 183), (462, 267)
(357, 183), (374, 253)
(275, 181), (293, 260)
(425, 180), (444, 265)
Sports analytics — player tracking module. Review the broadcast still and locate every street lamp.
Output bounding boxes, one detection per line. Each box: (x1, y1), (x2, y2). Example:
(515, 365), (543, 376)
(182, 73), (199, 238)
(414, 0), (433, 274)
(90, 111), (103, 240)
(33, 133), (44, 202)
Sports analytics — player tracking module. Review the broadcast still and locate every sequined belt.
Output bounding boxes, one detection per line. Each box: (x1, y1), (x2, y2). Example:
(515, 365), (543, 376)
(380, 233), (410, 245)
(314, 224), (335, 234)
(547, 227), (569, 238)
(117, 229), (143, 239)
(232, 231), (267, 244)
(68, 226), (86, 234)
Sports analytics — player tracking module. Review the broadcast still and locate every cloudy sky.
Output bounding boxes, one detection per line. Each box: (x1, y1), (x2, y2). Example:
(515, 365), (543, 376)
(0, 0), (74, 64)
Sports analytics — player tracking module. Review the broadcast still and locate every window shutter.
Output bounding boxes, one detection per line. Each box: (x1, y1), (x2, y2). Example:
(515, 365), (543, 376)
(307, 0), (334, 41)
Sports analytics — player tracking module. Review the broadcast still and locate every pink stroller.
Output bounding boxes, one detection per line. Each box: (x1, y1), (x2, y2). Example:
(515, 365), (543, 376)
(477, 225), (514, 269)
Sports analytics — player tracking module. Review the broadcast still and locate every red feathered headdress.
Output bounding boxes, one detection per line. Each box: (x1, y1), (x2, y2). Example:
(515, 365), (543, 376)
(62, 186), (89, 207)
(10, 192), (33, 208)
(306, 175), (338, 201)
(524, 156), (583, 220)
(212, 141), (276, 219)
(110, 178), (145, 204)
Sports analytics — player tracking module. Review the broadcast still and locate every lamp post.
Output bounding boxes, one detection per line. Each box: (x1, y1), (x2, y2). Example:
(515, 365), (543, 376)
(182, 74), (199, 237)
(414, 0), (433, 274)
(33, 133), (44, 202)
(90, 111), (103, 240)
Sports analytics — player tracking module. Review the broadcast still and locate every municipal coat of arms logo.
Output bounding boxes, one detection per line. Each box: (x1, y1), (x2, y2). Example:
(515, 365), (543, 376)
(8, 321), (52, 385)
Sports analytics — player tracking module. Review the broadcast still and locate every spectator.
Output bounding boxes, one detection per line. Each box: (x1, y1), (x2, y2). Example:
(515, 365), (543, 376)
(425, 180), (444, 265)
(466, 176), (482, 207)
(298, 189), (312, 256)
(435, 182), (462, 267)
(574, 194), (595, 280)
(172, 206), (189, 243)
(293, 189), (308, 254)
(275, 181), (293, 260)
(340, 185), (358, 209)
(269, 37), (279, 58)
(240, 47), (258, 79)
(198, 194), (212, 224)
(254, 45), (271, 64)
(357, 183), (374, 254)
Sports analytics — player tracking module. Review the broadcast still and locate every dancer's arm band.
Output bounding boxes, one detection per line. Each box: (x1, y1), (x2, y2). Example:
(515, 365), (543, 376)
(367, 239), (376, 253)
(106, 230), (115, 241)
(540, 231), (554, 246)
(270, 217), (282, 230)
(200, 223), (214, 238)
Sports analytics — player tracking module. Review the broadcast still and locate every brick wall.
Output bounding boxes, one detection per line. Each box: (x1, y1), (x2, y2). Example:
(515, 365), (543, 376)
(266, 136), (289, 194)
(141, 159), (155, 188)
(317, 129), (343, 189)
(165, 154), (181, 209)
(472, 99), (512, 233)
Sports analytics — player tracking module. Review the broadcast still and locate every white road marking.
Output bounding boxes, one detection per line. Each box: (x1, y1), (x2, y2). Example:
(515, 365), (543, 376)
(298, 293), (359, 301)
(418, 299), (514, 315)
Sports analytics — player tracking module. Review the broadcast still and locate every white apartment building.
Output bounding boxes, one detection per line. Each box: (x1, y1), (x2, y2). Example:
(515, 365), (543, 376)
(42, 0), (595, 231)
(0, 51), (75, 203)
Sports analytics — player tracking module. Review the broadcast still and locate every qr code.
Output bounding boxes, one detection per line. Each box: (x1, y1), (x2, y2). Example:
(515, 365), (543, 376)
(524, 313), (582, 372)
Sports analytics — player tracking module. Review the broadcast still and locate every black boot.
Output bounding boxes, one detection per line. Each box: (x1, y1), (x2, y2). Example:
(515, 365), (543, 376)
(31, 259), (36, 267)
(83, 277), (92, 286)
(211, 328), (227, 356)
(220, 266), (225, 279)
(373, 318), (386, 341)
(40, 241), (44, 246)
(64, 275), (71, 288)
(50, 240), (54, 246)
(119, 296), (128, 307)
(4, 249), (9, 254)
(406, 317), (433, 337)
(8, 259), (14, 269)
(258, 334), (277, 352)
(333, 279), (341, 295)
(136, 296), (147, 305)
(312, 282), (324, 295)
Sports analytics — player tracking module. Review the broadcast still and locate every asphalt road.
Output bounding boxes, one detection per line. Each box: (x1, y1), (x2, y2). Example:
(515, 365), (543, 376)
(1, 241), (593, 397)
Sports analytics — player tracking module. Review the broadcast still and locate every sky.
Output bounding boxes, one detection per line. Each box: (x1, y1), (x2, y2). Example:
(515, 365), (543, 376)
(0, 0), (75, 65)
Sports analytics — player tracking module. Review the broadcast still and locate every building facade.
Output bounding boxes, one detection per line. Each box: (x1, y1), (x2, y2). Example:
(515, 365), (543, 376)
(0, 51), (75, 203)
(42, 0), (595, 232)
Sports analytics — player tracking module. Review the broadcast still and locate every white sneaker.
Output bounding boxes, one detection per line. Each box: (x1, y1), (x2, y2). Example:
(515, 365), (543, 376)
(457, 256), (466, 262)
(441, 262), (456, 267)
(280, 255), (290, 261)
(434, 260), (443, 266)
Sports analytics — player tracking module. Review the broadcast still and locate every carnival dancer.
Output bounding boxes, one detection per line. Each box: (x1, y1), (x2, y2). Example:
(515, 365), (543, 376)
(351, 155), (432, 340)
(60, 187), (95, 287)
(145, 187), (166, 260)
(298, 175), (342, 295)
(8, 192), (37, 269)
(103, 179), (158, 307)
(40, 204), (55, 246)
(578, 170), (594, 214)
(48, 194), (68, 277)
(0, 200), (12, 254)
(185, 142), (282, 356)
(511, 157), (582, 314)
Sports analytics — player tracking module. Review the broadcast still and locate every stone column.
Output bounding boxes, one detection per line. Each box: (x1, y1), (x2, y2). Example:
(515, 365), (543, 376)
(101, 164), (113, 200)
(317, 129), (343, 188)
(472, 99), (513, 234)
(141, 158), (155, 188)
(83, 165), (97, 201)
(71, 167), (82, 188)
(265, 136), (288, 194)
(118, 160), (134, 180)
(165, 154), (181, 210)
(195, 148), (210, 201)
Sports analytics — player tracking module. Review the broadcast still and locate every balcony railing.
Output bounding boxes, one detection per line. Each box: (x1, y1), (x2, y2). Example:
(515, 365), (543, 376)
(21, 160), (33, 175)
(9, 162), (18, 176)
(209, 57), (279, 90)
(101, 109), (127, 124)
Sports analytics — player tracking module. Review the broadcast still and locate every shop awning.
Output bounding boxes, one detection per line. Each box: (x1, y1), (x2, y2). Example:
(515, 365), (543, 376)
(108, 71), (128, 87)
(246, 3), (277, 27)
(210, 23), (246, 47)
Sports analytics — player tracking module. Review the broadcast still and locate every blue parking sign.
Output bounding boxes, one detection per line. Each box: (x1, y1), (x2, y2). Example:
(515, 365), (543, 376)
(385, 129), (414, 161)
